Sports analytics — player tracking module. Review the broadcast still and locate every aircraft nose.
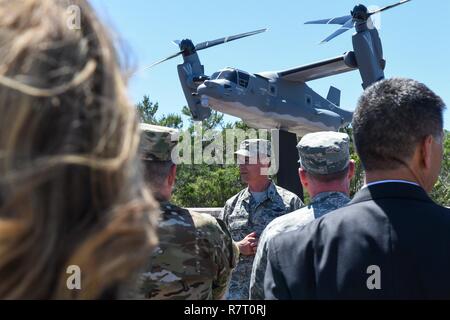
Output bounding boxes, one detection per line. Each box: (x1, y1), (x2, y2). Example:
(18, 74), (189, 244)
(203, 80), (221, 88)
(197, 81), (224, 98)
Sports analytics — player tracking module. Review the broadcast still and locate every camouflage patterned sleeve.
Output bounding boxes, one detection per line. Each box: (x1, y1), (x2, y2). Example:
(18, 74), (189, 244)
(249, 228), (270, 300)
(219, 193), (241, 227)
(210, 217), (238, 299)
(219, 199), (233, 226)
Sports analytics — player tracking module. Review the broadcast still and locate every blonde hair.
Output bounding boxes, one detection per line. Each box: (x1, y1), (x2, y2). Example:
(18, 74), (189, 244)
(0, 0), (158, 299)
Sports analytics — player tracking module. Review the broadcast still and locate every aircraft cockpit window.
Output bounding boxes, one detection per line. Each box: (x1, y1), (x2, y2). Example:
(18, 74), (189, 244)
(210, 72), (221, 80)
(238, 72), (250, 88)
(218, 70), (237, 84)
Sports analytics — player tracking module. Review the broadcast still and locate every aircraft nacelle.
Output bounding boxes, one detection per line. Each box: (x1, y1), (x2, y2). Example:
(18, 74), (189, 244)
(177, 52), (211, 120)
(353, 23), (386, 89)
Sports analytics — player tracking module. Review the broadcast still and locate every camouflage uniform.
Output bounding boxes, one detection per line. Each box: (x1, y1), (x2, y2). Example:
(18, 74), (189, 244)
(135, 123), (238, 300)
(220, 139), (303, 300)
(249, 192), (350, 300)
(139, 202), (238, 299)
(249, 131), (352, 300)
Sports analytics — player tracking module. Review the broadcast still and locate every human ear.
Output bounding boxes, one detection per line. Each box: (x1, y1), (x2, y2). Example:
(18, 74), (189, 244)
(421, 135), (434, 170)
(167, 164), (177, 188)
(299, 168), (308, 188)
(348, 160), (356, 180)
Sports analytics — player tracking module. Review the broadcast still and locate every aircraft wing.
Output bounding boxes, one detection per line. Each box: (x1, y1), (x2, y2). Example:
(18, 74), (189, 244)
(277, 52), (357, 83)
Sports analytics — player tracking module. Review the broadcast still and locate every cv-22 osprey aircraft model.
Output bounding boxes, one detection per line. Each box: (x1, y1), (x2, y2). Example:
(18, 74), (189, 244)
(147, 0), (411, 136)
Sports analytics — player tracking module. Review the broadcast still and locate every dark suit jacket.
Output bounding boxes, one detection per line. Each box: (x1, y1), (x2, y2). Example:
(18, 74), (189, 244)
(264, 182), (450, 300)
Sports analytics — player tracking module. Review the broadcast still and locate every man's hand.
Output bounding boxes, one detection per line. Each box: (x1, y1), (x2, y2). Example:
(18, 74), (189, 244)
(237, 232), (258, 256)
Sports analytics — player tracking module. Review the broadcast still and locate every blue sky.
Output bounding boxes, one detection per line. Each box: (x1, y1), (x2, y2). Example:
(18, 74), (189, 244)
(90, 0), (450, 130)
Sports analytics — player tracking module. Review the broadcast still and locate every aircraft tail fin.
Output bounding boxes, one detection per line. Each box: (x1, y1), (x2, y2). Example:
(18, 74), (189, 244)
(327, 86), (341, 107)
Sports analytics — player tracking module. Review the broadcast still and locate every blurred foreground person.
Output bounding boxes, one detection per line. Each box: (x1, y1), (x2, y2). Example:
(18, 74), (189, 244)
(137, 124), (238, 300)
(265, 78), (449, 299)
(0, 0), (159, 299)
(250, 131), (353, 299)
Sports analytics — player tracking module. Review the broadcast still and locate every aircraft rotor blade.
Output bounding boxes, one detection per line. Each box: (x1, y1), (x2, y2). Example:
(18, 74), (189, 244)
(369, 0), (412, 16)
(305, 15), (352, 26)
(195, 28), (267, 52)
(320, 18), (354, 43)
(141, 51), (183, 71)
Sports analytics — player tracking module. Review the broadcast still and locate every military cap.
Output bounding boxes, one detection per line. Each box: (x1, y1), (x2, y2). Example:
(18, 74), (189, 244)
(235, 139), (271, 158)
(297, 131), (350, 175)
(139, 123), (179, 162)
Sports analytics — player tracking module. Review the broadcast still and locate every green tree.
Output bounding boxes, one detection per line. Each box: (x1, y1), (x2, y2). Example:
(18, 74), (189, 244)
(158, 113), (183, 129)
(172, 165), (244, 207)
(137, 95), (183, 129)
(341, 126), (365, 197)
(431, 131), (450, 206)
(136, 95), (158, 124)
(173, 107), (246, 207)
(181, 106), (225, 132)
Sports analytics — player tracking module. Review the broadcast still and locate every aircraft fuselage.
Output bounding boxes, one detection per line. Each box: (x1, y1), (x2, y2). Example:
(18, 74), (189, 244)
(197, 68), (352, 136)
